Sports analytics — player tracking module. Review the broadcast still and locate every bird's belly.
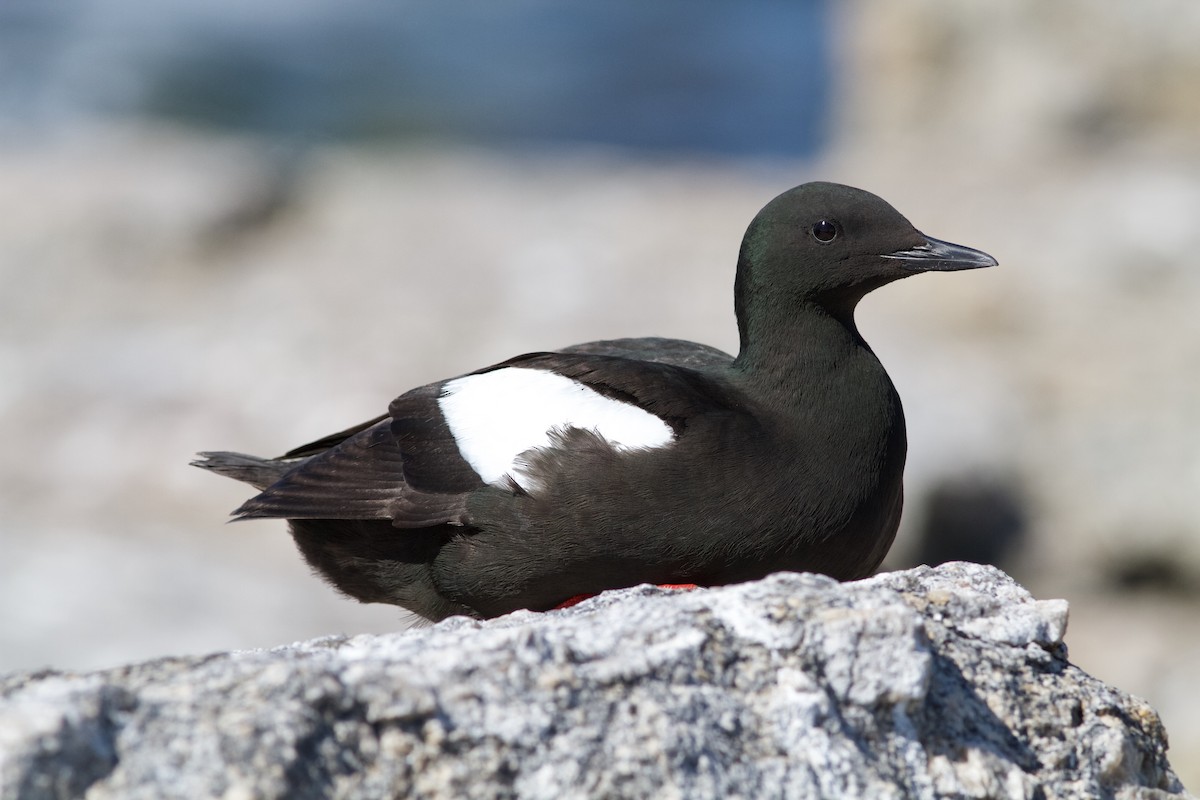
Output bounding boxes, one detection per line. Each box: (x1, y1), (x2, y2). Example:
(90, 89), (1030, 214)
(439, 411), (905, 613)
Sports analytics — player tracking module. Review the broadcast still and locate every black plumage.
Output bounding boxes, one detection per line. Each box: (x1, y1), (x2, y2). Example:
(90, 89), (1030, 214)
(194, 181), (996, 620)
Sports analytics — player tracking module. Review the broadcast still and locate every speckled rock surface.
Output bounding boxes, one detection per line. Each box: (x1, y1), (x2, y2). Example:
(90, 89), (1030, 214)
(0, 563), (1185, 800)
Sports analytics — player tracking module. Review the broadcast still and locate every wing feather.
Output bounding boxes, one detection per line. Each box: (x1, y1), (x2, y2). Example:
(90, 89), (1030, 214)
(234, 419), (469, 526)
(215, 338), (738, 530)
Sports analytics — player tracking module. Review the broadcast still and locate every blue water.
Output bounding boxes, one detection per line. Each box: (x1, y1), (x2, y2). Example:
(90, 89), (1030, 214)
(0, 0), (830, 157)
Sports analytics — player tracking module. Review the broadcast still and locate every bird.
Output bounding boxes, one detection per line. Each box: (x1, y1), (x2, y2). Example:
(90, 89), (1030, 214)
(193, 181), (996, 621)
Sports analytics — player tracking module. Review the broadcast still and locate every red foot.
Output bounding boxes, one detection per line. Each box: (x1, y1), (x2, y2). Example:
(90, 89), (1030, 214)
(553, 594), (593, 610)
(553, 583), (699, 610)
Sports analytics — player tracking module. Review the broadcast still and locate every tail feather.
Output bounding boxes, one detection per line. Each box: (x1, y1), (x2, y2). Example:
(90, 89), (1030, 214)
(225, 422), (412, 522)
(195, 415), (470, 526)
(191, 451), (297, 491)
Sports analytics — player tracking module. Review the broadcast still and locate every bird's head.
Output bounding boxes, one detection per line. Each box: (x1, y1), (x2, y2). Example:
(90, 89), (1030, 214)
(735, 181), (996, 326)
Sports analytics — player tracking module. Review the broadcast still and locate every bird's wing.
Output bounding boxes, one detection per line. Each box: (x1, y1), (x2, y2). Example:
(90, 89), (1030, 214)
(232, 417), (469, 525)
(556, 337), (734, 372)
(234, 350), (739, 528)
(406, 350), (743, 496)
(481, 349), (740, 433)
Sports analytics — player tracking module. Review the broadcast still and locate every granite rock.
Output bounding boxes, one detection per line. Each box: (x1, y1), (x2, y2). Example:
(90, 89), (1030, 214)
(0, 563), (1186, 800)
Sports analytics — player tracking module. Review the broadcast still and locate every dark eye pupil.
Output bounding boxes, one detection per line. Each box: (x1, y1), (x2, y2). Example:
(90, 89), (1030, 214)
(812, 220), (838, 242)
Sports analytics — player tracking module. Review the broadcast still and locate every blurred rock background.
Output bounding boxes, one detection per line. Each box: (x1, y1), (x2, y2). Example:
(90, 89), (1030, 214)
(1, 0), (1197, 788)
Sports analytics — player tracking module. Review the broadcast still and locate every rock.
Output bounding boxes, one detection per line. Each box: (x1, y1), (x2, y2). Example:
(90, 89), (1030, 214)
(0, 563), (1186, 800)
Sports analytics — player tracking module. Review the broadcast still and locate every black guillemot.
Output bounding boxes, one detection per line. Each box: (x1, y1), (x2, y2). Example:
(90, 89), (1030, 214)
(194, 181), (997, 620)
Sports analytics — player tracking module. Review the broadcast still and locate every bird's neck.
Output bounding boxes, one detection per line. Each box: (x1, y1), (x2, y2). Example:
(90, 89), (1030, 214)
(733, 295), (872, 383)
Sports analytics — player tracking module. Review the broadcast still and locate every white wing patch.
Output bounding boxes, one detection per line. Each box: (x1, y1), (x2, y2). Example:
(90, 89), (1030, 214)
(438, 367), (675, 491)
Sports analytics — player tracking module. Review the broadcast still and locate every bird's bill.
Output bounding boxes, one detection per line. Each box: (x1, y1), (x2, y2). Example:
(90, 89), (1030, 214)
(882, 234), (998, 272)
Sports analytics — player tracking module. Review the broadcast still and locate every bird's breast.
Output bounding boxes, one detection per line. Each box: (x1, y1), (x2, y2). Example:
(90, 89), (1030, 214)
(730, 353), (907, 537)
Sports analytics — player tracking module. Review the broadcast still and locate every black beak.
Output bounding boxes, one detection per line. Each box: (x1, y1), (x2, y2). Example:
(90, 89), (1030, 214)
(882, 234), (998, 272)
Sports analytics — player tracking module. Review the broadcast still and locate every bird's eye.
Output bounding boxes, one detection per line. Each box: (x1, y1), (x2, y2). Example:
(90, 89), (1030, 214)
(811, 219), (839, 243)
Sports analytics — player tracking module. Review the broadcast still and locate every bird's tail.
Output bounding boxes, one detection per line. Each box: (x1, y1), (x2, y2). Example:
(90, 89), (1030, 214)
(191, 451), (296, 491)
